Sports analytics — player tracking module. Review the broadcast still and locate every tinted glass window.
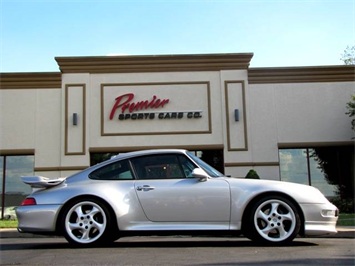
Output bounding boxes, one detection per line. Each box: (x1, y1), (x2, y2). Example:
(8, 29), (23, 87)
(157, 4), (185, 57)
(187, 152), (224, 177)
(177, 154), (197, 178)
(131, 154), (185, 179)
(0, 155), (34, 219)
(278, 147), (353, 198)
(89, 159), (133, 180)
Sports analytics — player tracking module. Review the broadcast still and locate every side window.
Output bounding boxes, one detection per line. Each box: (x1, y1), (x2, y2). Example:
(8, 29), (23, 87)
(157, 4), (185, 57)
(177, 154), (197, 178)
(131, 154), (185, 179)
(89, 159), (133, 180)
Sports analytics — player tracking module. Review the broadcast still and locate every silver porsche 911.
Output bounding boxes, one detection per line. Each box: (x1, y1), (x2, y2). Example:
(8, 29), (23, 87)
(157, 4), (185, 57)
(16, 149), (338, 246)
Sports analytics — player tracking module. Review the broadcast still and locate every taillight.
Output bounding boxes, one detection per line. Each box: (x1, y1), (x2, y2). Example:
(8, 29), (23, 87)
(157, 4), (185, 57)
(21, 198), (37, 206)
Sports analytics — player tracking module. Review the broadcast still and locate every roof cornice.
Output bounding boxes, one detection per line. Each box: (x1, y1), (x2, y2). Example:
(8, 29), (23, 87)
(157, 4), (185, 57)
(0, 72), (61, 89)
(55, 53), (254, 73)
(249, 65), (355, 84)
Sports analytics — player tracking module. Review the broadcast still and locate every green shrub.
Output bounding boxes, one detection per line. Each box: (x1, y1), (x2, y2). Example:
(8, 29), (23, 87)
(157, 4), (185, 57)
(245, 169), (260, 179)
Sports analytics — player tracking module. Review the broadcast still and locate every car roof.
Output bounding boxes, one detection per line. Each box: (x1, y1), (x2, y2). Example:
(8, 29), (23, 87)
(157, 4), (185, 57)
(112, 149), (188, 161)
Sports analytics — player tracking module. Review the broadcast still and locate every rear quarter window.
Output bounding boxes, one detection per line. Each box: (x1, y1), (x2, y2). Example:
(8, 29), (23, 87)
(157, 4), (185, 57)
(89, 159), (133, 180)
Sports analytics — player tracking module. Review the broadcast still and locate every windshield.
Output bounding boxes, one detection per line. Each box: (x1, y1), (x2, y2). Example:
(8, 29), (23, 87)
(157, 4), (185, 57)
(187, 152), (225, 178)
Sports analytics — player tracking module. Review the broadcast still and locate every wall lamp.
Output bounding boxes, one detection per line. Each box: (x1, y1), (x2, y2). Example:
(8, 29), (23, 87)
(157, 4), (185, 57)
(72, 113), (78, 126)
(234, 109), (239, 121)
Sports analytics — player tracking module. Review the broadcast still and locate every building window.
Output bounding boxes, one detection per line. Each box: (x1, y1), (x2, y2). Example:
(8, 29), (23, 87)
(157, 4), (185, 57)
(279, 146), (354, 199)
(0, 155), (34, 219)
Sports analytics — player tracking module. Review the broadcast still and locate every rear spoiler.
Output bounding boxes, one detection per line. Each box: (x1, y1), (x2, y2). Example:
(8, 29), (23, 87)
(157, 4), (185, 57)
(21, 176), (66, 189)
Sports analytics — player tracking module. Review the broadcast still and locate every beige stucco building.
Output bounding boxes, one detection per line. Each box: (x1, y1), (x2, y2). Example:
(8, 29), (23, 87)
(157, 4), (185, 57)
(0, 53), (354, 213)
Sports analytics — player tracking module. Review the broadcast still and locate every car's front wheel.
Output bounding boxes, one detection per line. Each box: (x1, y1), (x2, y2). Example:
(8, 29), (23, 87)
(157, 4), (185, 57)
(244, 195), (301, 244)
(61, 198), (114, 246)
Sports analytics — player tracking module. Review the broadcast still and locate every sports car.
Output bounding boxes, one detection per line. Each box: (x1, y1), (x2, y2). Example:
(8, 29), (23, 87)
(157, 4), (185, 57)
(16, 149), (338, 246)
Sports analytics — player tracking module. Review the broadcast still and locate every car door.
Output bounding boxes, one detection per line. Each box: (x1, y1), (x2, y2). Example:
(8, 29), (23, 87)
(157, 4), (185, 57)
(131, 153), (231, 223)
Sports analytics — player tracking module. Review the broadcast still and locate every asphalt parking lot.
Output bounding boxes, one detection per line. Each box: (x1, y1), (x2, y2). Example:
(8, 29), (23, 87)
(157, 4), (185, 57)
(1, 232), (354, 266)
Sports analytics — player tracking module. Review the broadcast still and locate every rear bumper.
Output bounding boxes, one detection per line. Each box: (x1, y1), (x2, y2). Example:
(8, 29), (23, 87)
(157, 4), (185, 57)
(16, 204), (61, 233)
(300, 202), (338, 236)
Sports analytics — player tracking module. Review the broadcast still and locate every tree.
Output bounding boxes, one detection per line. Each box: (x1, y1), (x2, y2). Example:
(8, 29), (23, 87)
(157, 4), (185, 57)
(346, 95), (355, 134)
(308, 47), (355, 213)
(341, 46), (355, 134)
(310, 147), (354, 212)
(340, 45), (355, 65)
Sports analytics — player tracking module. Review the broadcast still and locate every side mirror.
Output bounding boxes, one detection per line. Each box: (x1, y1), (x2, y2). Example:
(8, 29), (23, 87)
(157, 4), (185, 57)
(192, 168), (209, 182)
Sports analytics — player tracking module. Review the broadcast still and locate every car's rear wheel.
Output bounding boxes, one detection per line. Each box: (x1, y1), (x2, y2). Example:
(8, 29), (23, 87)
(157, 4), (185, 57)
(245, 195), (301, 245)
(61, 198), (114, 246)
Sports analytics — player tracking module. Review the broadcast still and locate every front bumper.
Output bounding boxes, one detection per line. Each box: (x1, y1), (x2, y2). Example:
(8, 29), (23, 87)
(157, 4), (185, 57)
(300, 202), (338, 236)
(16, 204), (62, 233)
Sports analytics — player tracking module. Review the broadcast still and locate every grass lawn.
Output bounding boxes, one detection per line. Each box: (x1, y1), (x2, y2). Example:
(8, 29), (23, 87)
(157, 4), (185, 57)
(0, 219), (17, 228)
(337, 213), (355, 226)
(1, 213), (354, 229)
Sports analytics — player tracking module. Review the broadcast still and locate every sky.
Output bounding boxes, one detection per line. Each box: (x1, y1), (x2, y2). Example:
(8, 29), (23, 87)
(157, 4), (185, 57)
(0, 0), (354, 73)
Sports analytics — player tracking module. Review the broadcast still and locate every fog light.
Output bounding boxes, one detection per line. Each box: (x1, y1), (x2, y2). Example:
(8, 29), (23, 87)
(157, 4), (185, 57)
(321, 209), (336, 217)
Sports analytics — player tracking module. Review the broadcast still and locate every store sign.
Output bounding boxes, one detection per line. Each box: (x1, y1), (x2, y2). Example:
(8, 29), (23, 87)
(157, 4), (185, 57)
(101, 82), (210, 136)
(109, 93), (170, 119)
(109, 93), (202, 121)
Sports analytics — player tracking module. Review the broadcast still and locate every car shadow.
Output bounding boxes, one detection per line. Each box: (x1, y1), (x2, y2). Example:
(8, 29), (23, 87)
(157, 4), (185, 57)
(0, 238), (318, 250)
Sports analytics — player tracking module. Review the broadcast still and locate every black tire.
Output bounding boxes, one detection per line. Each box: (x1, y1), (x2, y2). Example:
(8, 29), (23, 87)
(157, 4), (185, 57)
(60, 198), (115, 246)
(244, 195), (301, 245)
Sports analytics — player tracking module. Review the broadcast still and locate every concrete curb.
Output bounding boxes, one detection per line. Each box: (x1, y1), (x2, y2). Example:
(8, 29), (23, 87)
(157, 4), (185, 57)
(1, 227), (354, 239)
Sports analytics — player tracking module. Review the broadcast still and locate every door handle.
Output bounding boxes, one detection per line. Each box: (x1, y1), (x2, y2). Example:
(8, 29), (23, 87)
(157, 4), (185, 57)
(136, 185), (155, 191)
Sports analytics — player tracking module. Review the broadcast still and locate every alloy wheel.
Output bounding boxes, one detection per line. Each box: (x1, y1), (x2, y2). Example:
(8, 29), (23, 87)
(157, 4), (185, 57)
(253, 198), (298, 243)
(64, 201), (107, 244)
